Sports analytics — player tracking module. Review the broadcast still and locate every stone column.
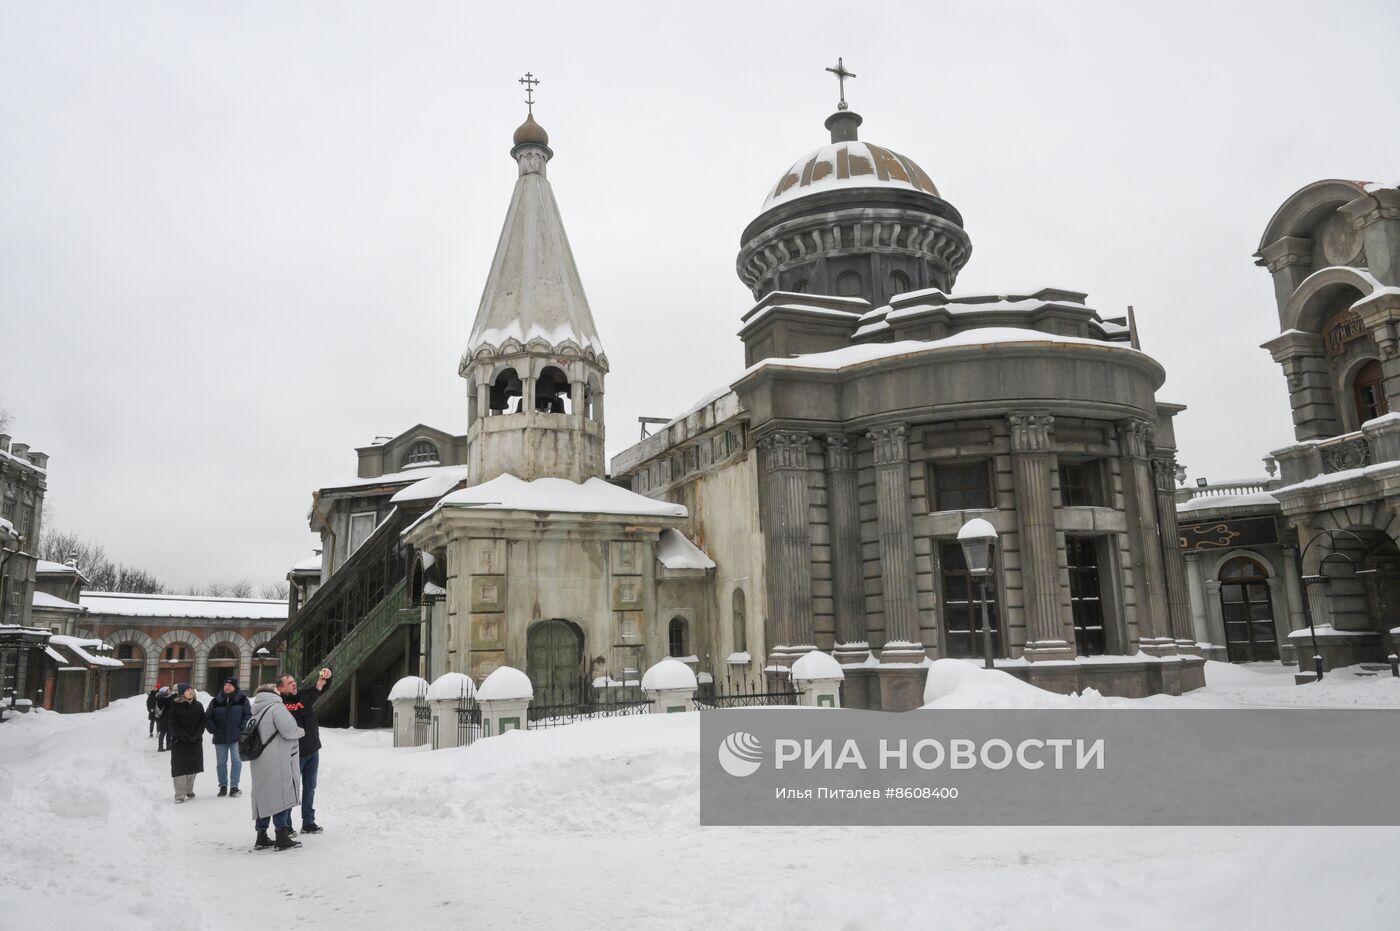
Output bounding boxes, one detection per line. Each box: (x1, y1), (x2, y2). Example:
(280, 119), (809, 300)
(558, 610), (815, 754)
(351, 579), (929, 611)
(1279, 544), (1304, 664)
(1119, 420), (1177, 656)
(824, 434), (866, 660)
(1183, 552), (1214, 655)
(758, 430), (815, 659)
(1008, 413), (1073, 661)
(1203, 579), (1226, 655)
(867, 425), (922, 660)
(1153, 454), (1200, 655)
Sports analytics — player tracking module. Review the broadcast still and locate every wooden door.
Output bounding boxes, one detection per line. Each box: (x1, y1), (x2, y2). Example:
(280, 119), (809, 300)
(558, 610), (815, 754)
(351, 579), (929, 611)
(526, 620), (582, 704)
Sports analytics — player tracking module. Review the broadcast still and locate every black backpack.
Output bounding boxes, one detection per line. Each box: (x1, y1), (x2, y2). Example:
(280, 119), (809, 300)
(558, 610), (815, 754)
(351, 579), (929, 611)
(238, 708), (270, 760)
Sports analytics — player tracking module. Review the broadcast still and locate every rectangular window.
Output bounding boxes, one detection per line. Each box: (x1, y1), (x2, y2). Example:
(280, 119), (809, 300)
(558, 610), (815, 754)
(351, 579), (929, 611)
(931, 460), (993, 511)
(1059, 460), (1107, 507)
(1066, 537), (1107, 655)
(348, 512), (377, 555)
(939, 542), (1000, 659)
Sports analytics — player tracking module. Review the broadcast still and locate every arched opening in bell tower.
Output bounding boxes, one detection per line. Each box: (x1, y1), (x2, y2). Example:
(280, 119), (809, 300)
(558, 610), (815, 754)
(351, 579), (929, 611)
(535, 366), (572, 414)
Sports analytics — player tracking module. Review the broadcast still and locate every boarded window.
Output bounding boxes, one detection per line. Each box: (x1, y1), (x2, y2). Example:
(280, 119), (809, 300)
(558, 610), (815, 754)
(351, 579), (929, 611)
(348, 512), (377, 555)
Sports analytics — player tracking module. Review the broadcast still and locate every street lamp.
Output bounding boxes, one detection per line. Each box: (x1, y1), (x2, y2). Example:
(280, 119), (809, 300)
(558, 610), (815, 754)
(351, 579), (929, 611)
(1293, 528), (1373, 684)
(958, 518), (998, 670)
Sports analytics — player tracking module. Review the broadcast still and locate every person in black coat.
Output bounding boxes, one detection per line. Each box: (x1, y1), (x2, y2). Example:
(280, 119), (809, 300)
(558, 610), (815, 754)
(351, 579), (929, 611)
(167, 684), (205, 803)
(145, 683), (163, 738)
(204, 678), (251, 797)
(154, 686), (173, 751)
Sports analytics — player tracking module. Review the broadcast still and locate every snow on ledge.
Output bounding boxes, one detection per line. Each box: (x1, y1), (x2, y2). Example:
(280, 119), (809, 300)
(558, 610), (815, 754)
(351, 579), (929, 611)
(477, 666), (534, 701)
(726, 651), (752, 665)
(656, 529), (715, 569)
(1287, 625), (1377, 639)
(641, 658), (698, 691)
(433, 474), (687, 519)
(426, 672), (475, 700)
(388, 676), (428, 700)
(791, 650), (844, 681)
(391, 465), (472, 504)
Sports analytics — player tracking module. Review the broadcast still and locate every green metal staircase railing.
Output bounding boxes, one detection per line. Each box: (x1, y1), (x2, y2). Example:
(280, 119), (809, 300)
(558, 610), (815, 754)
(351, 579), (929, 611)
(296, 578), (418, 713)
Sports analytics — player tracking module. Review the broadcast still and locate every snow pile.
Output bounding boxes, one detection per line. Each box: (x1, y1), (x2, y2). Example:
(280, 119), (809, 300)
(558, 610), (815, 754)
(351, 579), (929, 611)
(2, 686), (1400, 928)
(790, 650), (843, 681)
(386, 676), (427, 701)
(640, 658), (697, 691)
(477, 666), (533, 701)
(655, 528), (715, 569)
(425, 673), (475, 701)
(431, 474), (686, 518)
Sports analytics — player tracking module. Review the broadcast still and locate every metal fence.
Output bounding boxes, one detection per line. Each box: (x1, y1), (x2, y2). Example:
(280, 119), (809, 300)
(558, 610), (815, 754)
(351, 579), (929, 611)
(526, 676), (653, 730)
(456, 693), (482, 747)
(694, 670), (800, 709)
(413, 700), (431, 745)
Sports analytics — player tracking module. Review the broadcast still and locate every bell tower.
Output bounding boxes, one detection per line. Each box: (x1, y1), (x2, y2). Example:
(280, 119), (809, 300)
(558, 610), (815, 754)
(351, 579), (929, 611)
(460, 77), (608, 484)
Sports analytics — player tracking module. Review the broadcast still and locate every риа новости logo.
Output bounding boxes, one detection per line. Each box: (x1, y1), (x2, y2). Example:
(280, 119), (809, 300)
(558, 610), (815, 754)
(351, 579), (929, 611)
(718, 731), (764, 777)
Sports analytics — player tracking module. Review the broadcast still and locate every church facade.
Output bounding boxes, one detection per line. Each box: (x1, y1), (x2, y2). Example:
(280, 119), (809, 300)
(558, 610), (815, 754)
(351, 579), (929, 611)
(611, 97), (1205, 708)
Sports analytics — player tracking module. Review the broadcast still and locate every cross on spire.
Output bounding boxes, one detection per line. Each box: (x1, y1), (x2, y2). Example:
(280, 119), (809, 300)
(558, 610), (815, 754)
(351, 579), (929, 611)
(518, 71), (540, 114)
(825, 57), (856, 111)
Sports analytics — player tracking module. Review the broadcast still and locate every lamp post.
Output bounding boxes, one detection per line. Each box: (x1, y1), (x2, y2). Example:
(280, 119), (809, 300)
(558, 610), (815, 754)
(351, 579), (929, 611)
(958, 518), (999, 670)
(1293, 528), (1373, 684)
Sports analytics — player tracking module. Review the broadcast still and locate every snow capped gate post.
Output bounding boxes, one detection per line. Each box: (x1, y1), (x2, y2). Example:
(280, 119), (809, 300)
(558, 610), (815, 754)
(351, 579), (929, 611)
(388, 675), (428, 748)
(476, 666), (533, 736)
(791, 650), (845, 707)
(426, 673), (476, 749)
(642, 658), (698, 713)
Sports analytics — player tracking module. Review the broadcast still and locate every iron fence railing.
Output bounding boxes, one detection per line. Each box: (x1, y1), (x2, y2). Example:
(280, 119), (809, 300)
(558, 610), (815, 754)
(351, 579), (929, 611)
(693, 669), (799, 709)
(413, 701), (431, 745)
(455, 694), (482, 746)
(526, 676), (653, 729)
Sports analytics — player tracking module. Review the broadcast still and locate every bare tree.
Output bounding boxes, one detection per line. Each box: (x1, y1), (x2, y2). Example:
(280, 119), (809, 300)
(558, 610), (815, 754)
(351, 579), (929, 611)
(261, 580), (290, 600)
(37, 528), (165, 593)
(229, 579), (254, 599)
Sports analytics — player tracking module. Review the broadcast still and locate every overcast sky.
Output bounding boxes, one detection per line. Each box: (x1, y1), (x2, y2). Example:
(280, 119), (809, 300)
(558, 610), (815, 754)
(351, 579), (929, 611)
(2, 1), (1397, 591)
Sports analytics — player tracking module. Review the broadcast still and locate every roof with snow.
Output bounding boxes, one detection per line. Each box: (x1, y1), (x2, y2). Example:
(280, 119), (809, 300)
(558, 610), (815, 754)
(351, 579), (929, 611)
(390, 465), (472, 505)
(426, 474), (687, 520)
(32, 591), (85, 613)
(36, 560), (84, 577)
(764, 140), (939, 210)
(464, 127), (604, 359)
(291, 555), (322, 573)
(79, 592), (288, 621)
(321, 462), (469, 495)
(49, 635), (123, 667)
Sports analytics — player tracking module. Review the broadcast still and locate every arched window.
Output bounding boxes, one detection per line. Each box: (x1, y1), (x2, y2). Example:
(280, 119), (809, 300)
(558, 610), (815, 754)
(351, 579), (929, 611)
(668, 617), (689, 658)
(535, 366), (571, 414)
(489, 368), (523, 415)
(790, 278), (808, 294)
(1218, 557), (1278, 663)
(1352, 359), (1388, 424)
(731, 589), (747, 654)
(889, 270), (911, 296)
(836, 270), (863, 297)
(405, 440), (440, 466)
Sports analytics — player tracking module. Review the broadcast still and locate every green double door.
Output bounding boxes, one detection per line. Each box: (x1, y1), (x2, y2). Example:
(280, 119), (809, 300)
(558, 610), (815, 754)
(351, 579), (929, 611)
(526, 619), (583, 704)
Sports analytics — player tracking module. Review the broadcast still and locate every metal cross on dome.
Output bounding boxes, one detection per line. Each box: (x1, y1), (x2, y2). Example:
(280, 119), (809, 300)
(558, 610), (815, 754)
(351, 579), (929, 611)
(825, 57), (856, 111)
(518, 72), (540, 114)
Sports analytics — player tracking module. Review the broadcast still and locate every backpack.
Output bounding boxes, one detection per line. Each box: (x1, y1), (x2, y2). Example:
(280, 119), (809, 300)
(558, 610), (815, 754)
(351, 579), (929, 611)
(238, 708), (270, 761)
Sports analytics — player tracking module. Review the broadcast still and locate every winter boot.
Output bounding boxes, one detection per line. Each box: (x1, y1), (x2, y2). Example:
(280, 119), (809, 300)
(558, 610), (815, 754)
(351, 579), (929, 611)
(255, 831), (274, 850)
(229, 787), (242, 798)
(274, 827), (302, 851)
(218, 786), (228, 797)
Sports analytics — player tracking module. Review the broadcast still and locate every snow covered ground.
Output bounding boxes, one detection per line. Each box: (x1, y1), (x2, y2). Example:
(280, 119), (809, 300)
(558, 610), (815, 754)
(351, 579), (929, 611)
(2, 663), (1397, 930)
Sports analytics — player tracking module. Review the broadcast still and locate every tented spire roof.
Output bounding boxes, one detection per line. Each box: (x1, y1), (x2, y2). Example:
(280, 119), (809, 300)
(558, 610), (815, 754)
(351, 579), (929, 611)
(466, 122), (603, 355)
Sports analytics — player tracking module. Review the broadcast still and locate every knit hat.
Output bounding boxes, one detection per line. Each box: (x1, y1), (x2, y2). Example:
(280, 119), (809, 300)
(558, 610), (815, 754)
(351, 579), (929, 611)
(224, 677), (240, 689)
(158, 686), (170, 695)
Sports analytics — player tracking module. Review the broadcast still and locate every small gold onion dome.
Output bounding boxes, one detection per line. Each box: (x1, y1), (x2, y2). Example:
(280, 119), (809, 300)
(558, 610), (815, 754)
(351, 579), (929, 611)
(513, 113), (549, 147)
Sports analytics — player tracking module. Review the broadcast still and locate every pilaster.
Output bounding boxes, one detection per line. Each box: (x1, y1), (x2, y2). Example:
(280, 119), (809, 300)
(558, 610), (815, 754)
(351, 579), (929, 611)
(758, 430), (815, 660)
(1153, 454), (1199, 655)
(867, 424), (922, 660)
(1119, 420), (1177, 656)
(824, 434), (866, 654)
(1008, 413), (1073, 661)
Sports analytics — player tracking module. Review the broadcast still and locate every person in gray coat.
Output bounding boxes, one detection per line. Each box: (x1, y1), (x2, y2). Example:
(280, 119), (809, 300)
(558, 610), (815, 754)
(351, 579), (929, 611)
(248, 683), (304, 850)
